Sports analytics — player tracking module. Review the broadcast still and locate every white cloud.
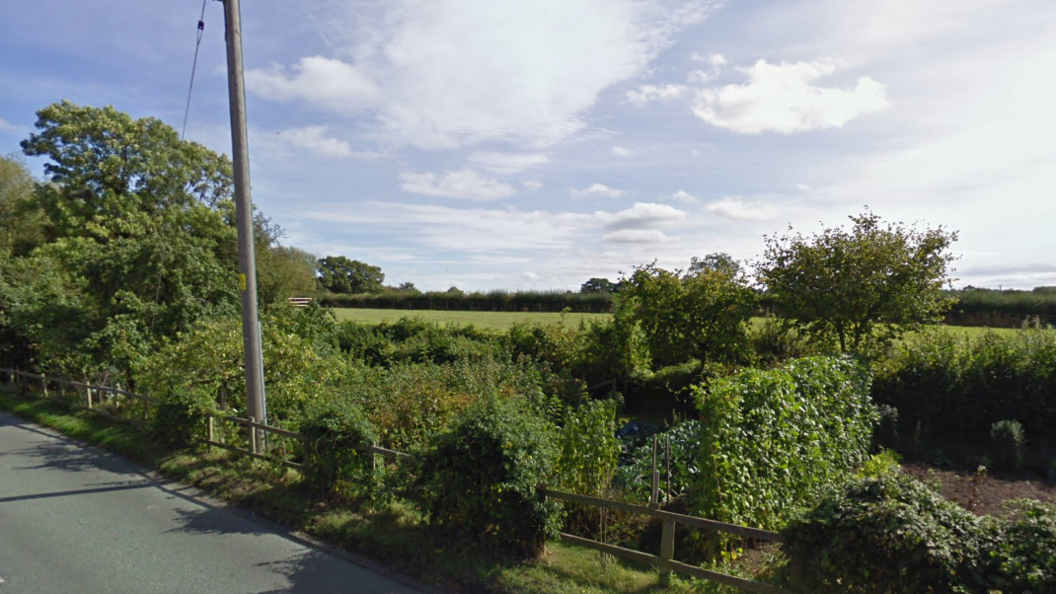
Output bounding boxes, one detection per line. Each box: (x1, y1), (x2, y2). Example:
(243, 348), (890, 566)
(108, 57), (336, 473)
(603, 229), (670, 244)
(468, 151), (550, 174)
(598, 201), (686, 230)
(247, 0), (722, 149)
(571, 183), (625, 198)
(523, 180), (544, 191)
(276, 125), (354, 158)
(691, 52), (726, 67)
(400, 168), (516, 200)
(687, 52), (726, 83)
(796, 183), (810, 190)
(705, 197), (780, 220)
(611, 145), (636, 157)
(626, 84), (689, 105)
(671, 190), (698, 203)
(245, 56), (380, 111)
(694, 59), (889, 134)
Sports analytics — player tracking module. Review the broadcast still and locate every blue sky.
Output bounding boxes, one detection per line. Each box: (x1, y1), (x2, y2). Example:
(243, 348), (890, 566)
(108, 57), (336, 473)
(2, 0), (1054, 291)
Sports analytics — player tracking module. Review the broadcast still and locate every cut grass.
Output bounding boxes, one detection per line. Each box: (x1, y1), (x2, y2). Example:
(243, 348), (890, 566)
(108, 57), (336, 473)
(1, 384), (765, 594)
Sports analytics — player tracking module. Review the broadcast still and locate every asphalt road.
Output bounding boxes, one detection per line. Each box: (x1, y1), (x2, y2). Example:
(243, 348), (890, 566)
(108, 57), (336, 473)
(0, 412), (428, 594)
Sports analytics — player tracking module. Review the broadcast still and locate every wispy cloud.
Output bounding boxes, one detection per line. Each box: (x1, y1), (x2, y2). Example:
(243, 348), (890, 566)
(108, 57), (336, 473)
(670, 189), (698, 203)
(705, 197), (780, 220)
(611, 145), (635, 157)
(626, 83), (689, 105)
(400, 168), (516, 200)
(694, 59), (889, 134)
(468, 151), (549, 174)
(276, 125), (355, 158)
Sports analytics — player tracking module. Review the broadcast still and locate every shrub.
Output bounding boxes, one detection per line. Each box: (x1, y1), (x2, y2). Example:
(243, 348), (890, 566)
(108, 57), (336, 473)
(874, 404), (899, 449)
(414, 396), (561, 557)
(151, 384), (218, 449)
(781, 473), (990, 594)
(987, 499), (1056, 592)
(299, 400), (377, 498)
(554, 398), (620, 496)
(692, 356), (877, 530)
(990, 419), (1026, 471)
(614, 420), (702, 502)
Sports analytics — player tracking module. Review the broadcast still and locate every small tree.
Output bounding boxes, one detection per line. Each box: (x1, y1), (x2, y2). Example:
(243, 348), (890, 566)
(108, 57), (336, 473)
(316, 255), (384, 294)
(756, 210), (958, 353)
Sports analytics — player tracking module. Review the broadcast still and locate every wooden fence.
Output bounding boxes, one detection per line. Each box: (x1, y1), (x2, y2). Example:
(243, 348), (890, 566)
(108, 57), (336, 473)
(0, 367), (791, 593)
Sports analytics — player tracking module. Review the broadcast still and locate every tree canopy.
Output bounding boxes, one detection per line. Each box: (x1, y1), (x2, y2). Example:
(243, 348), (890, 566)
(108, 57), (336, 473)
(580, 277), (616, 294)
(756, 210), (958, 353)
(316, 255), (384, 294)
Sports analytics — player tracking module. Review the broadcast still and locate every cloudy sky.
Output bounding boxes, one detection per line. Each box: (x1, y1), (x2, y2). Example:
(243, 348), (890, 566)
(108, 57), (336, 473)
(2, 1), (1054, 291)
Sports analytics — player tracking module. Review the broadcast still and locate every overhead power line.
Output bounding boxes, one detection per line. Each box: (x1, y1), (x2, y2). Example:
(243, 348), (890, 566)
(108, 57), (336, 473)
(180, 0), (210, 140)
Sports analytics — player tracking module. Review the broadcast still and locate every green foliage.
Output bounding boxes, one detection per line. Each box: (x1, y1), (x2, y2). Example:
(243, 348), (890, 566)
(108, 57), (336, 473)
(872, 327), (1056, 448)
(570, 304), (650, 390)
(414, 396), (562, 557)
(781, 472), (990, 594)
(990, 419), (1025, 470)
(555, 399), (620, 496)
(316, 255), (384, 294)
(618, 259), (756, 368)
(151, 384), (218, 449)
(692, 356), (877, 530)
(948, 286), (1056, 326)
(580, 277), (616, 294)
(988, 499), (1056, 592)
(300, 400), (377, 497)
(0, 153), (44, 257)
(757, 210), (958, 353)
(614, 420), (702, 501)
(856, 449), (903, 478)
(256, 244), (318, 305)
(317, 288), (613, 313)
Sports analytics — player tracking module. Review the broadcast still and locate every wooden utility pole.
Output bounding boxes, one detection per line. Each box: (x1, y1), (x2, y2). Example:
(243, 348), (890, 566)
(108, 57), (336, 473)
(222, 0), (267, 452)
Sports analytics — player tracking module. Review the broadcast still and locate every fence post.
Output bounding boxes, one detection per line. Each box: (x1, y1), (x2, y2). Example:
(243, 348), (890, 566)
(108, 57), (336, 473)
(42, 373), (49, 399)
(86, 386), (93, 409)
(651, 435), (659, 507)
(660, 519), (676, 586)
(207, 415), (214, 444)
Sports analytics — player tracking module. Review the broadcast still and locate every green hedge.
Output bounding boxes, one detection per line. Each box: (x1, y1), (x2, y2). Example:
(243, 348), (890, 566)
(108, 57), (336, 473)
(871, 328), (1056, 449)
(317, 290), (614, 313)
(299, 400), (377, 497)
(691, 356), (877, 530)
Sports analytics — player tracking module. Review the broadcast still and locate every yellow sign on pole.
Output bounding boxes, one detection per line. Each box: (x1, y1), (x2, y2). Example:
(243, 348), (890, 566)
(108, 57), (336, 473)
(239, 273), (247, 291)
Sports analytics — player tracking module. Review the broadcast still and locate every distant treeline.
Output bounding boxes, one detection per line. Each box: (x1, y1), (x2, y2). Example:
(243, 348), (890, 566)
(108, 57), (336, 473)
(316, 286), (1056, 327)
(944, 287), (1056, 327)
(315, 289), (616, 313)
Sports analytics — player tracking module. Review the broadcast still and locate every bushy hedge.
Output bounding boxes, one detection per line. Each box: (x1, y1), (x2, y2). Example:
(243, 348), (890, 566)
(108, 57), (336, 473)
(872, 328), (1056, 449)
(691, 356), (877, 530)
(150, 384), (218, 449)
(299, 400), (377, 497)
(947, 287), (1056, 326)
(413, 396), (562, 557)
(317, 289), (614, 313)
(783, 473), (1056, 594)
(782, 472), (990, 594)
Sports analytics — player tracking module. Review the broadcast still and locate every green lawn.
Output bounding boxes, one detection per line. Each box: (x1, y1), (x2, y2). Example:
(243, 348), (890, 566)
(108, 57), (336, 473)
(330, 307), (1026, 338)
(331, 308), (611, 330)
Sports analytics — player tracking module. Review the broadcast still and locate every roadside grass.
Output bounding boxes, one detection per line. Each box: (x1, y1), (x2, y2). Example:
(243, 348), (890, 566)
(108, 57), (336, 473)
(0, 384), (738, 594)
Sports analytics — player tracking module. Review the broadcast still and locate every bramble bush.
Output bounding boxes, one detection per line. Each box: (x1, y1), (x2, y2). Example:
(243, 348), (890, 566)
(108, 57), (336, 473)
(692, 356), (877, 530)
(413, 396), (562, 557)
(150, 383), (218, 449)
(299, 400), (377, 498)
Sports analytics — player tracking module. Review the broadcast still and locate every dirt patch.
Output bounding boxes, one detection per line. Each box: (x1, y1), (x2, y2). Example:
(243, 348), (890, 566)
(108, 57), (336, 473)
(903, 463), (1056, 517)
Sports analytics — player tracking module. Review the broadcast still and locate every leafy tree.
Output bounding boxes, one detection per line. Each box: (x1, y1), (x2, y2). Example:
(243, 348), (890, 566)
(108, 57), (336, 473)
(316, 255), (384, 294)
(756, 210), (958, 353)
(8, 101), (241, 379)
(396, 281), (419, 293)
(0, 153), (45, 256)
(619, 257), (756, 367)
(257, 244), (318, 305)
(580, 277), (615, 294)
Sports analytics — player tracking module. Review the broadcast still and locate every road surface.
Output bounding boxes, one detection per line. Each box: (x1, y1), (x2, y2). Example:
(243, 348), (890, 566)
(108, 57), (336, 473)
(0, 411), (428, 594)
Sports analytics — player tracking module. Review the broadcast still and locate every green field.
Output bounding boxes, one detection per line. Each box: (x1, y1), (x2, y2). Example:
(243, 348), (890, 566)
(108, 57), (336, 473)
(330, 307), (1027, 337)
(331, 308), (611, 330)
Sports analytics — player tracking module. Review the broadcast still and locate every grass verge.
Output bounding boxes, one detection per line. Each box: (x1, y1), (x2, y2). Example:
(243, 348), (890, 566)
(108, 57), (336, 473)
(0, 384), (773, 594)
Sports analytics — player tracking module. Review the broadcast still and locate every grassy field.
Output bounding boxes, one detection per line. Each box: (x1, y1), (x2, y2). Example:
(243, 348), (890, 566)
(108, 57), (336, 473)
(331, 307), (611, 330)
(330, 307), (1026, 337)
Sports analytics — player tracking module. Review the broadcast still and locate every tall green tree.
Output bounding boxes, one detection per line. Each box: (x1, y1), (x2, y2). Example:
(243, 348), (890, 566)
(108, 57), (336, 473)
(0, 153), (44, 256)
(618, 257), (756, 367)
(756, 210), (958, 353)
(7, 101), (242, 378)
(316, 255), (384, 294)
(580, 277), (615, 294)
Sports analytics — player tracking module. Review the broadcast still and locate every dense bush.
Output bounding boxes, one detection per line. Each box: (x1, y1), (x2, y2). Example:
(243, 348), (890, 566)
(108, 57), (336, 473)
(414, 396), (562, 557)
(782, 472), (990, 594)
(150, 384), (218, 449)
(692, 356), (877, 530)
(948, 287), (1056, 326)
(614, 419), (702, 501)
(988, 499), (1056, 592)
(317, 289), (614, 313)
(554, 398), (620, 496)
(299, 400), (377, 497)
(990, 419), (1026, 470)
(872, 328), (1056, 450)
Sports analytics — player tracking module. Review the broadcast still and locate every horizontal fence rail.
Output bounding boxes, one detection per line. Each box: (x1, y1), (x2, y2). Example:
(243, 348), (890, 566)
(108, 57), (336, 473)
(1, 367), (792, 593)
